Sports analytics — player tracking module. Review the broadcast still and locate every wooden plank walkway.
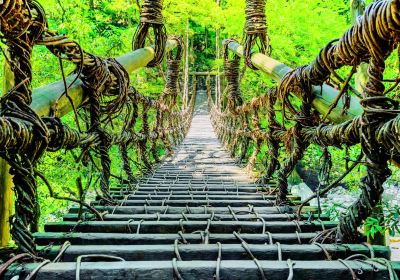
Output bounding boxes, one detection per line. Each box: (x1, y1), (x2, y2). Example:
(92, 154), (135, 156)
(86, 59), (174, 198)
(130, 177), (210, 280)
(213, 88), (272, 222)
(4, 91), (396, 279)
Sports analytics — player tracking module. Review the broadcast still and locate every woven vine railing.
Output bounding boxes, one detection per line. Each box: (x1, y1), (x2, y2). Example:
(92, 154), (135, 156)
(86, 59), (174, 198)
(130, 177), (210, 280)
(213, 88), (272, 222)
(0, 0), (194, 255)
(209, 0), (400, 244)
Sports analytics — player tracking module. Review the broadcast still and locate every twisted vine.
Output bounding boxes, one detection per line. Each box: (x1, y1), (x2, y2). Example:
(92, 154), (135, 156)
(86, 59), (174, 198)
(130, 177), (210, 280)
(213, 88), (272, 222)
(243, 0), (271, 69)
(133, 0), (167, 67)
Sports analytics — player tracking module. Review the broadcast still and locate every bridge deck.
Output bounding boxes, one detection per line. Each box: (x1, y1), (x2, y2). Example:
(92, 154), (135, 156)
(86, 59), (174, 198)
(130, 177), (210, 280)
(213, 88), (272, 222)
(6, 91), (395, 279)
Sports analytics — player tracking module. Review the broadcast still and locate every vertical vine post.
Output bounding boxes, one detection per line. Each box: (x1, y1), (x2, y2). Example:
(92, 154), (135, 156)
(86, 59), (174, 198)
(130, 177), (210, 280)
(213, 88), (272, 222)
(183, 18), (190, 110)
(0, 58), (14, 247)
(192, 73), (197, 98)
(351, 0), (385, 246)
(215, 0), (221, 108)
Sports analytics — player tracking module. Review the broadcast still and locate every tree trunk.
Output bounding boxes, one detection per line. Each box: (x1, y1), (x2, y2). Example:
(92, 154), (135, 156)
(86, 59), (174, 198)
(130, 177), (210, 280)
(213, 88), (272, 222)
(294, 162), (320, 192)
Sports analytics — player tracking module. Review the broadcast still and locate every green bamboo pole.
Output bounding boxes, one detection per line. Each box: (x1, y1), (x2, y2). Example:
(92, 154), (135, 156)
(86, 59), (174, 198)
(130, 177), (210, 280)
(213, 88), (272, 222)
(224, 40), (363, 124)
(0, 57), (14, 248)
(31, 40), (178, 117)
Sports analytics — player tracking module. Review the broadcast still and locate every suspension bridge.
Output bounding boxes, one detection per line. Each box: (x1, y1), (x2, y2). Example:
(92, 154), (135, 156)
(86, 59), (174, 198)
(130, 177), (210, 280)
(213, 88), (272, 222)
(1, 0), (400, 279)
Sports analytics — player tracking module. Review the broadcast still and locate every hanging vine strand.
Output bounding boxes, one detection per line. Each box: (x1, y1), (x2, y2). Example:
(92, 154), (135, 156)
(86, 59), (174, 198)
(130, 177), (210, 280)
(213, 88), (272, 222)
(243, 0), (271, 69)
(133, 0), (167, 67)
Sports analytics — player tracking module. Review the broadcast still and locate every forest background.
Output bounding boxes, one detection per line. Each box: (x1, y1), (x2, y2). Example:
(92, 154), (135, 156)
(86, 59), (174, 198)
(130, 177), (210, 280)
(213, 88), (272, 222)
(1, 0), (397, 232)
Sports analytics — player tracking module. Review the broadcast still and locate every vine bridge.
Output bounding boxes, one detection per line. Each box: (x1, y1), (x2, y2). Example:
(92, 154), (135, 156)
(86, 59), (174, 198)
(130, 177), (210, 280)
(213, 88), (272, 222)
(1, 0), (400, 279)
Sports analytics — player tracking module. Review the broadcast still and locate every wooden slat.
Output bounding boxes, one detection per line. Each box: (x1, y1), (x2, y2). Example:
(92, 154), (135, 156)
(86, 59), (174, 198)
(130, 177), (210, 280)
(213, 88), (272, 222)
(68, 206), (317, 215)
(106, 194), (298, 201)
(33, 232), (323, 245)
(6, 260), (399, 280)
(110, 185), (259, 191)
(90, 199), (277, 207)
(44, 221), (336, 234)
(39, 244), (389, 261)
(63, 213), (329, 222)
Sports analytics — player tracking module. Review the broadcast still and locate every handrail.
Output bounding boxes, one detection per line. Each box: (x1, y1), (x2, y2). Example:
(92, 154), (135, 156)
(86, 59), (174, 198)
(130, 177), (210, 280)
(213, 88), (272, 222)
(31, 39), (178, 117)
(0, 40), (178, 248)
(224, 39), (363, 124)
(190, 71), (220, 76)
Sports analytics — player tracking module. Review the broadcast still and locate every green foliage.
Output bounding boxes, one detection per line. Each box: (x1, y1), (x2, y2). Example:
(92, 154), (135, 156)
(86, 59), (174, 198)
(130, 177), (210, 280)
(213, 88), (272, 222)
(2, 0), (400, 229)
(365, 203), (400, 238)
(324, 202), (348, 222)
(365, 216), (385, 239)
